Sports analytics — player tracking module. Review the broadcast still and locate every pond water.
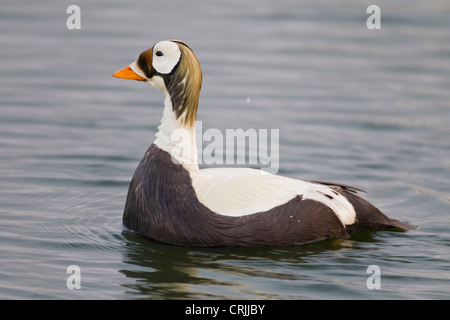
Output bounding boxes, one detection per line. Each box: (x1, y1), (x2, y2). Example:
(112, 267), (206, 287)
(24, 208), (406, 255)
(1, 0), (449, 299)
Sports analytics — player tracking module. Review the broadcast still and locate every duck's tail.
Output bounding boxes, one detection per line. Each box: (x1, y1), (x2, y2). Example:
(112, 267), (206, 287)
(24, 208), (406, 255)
(309, 180), (416, 232)
(341, 189), (416, 233)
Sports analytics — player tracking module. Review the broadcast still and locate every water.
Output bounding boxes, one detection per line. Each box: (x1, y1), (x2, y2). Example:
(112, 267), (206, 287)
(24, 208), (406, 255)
(1, 0), (449, 299)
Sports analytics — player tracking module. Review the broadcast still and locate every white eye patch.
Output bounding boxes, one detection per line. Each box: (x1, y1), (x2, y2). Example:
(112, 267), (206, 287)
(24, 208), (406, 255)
(152, 41), (181, 75)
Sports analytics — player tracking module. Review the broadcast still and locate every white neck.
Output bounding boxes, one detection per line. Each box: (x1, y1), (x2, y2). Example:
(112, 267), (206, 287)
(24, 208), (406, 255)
(153, 93), (199, 173)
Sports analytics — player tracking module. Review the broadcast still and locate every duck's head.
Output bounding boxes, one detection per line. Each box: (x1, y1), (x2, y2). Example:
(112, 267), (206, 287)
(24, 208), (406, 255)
(113, 40), (202, 128)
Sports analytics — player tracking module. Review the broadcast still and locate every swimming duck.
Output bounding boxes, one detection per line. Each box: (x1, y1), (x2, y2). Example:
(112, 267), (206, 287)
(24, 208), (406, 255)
(113, 40), (414, 246)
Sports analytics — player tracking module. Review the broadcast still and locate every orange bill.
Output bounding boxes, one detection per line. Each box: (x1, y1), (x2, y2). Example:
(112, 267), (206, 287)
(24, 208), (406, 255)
(113, 66), (146, 81)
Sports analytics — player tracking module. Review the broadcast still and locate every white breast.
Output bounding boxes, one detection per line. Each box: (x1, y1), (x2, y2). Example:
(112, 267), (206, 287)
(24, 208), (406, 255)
(190, 167), (356, 226)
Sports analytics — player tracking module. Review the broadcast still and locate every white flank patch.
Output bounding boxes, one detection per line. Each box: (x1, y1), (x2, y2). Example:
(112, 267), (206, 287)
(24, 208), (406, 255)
(191, 167), (356, 226)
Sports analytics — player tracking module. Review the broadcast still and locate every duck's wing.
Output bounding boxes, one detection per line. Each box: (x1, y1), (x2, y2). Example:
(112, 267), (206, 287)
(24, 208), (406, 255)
(193, 167), (299, 217)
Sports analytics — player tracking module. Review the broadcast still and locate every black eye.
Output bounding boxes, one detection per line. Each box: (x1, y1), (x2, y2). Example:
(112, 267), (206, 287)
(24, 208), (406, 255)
(155, 51), (163, 57)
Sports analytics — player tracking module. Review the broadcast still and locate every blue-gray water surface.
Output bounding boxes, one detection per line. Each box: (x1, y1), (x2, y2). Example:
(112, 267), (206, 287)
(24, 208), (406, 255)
(1, 0), (449, 299)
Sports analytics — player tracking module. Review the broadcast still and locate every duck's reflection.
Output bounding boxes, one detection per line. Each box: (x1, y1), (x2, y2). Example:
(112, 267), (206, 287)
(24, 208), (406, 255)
(119, 229), (381, 299)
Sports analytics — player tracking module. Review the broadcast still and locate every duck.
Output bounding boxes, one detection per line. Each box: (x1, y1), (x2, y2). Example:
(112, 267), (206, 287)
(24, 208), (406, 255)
(113, 40), (414, 247)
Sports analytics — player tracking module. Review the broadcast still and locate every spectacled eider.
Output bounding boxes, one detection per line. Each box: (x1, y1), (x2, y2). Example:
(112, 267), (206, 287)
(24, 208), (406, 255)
(113, 40), (415, 246)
